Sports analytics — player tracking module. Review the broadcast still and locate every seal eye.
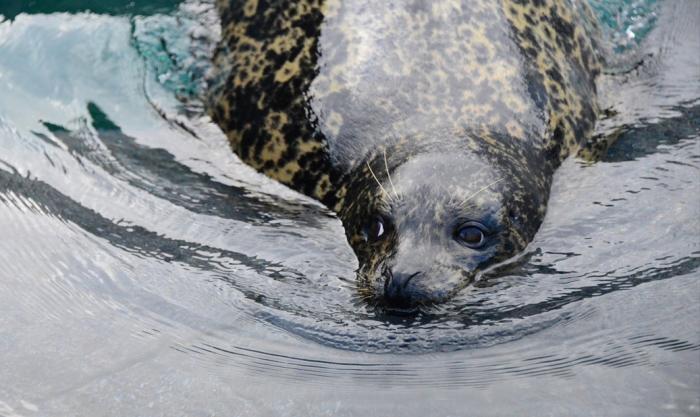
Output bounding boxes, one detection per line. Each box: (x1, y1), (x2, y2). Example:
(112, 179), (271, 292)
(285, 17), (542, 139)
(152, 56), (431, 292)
(456, 223), (486, 248)
(364, 216), (386, 242)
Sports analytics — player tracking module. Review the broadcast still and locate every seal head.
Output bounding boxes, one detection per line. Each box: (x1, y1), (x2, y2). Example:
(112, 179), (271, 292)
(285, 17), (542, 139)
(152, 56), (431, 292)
(340, 140), (549, 310)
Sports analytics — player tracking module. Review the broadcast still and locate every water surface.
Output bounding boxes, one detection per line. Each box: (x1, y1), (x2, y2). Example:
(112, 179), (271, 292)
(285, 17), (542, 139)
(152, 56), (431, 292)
(0, 1), (698, 416)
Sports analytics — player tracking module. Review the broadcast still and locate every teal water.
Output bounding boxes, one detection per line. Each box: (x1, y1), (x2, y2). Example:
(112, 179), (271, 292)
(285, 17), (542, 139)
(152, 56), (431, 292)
(0, 0), (180, 19)
(0, 1), (698, 416)
(591, 0), (659, 52)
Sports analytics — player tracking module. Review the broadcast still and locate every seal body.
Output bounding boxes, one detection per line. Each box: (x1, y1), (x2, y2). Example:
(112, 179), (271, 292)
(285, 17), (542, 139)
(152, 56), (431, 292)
(207, 0), (601, 308)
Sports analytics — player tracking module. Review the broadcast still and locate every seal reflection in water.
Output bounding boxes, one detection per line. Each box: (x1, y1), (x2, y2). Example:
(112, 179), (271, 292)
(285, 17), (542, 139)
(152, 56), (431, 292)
(207, 0), (601, 310)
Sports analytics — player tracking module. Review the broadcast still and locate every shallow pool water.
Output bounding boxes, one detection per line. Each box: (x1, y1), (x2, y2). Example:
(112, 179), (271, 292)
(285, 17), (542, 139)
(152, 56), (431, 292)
(0, 1), (698, 416)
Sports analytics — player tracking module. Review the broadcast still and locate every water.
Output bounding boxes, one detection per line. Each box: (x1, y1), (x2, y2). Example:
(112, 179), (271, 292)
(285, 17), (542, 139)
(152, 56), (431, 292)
(0, 1), (698, 416)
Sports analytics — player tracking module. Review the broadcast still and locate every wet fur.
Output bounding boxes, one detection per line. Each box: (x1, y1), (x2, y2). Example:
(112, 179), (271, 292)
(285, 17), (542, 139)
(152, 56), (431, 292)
(207, 0), (602, 303)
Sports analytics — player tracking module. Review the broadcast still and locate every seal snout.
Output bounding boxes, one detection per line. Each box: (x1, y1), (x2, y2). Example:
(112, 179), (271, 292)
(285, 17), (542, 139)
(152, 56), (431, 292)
(382, 269), (426, 309)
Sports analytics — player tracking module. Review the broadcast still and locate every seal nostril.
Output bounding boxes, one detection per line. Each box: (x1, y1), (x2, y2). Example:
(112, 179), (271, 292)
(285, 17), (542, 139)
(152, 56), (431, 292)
(383, 268), (394, 294)
(402, 271), (420, 288)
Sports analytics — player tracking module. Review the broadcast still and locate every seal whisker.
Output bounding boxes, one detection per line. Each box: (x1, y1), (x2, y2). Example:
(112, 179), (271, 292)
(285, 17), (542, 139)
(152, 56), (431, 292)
(441, 184), (456, 207)
(383, 148), (399, 200)
(462, 177), (506, 205)
(450, 165), (488, 208)
(366, 160), (391, 198)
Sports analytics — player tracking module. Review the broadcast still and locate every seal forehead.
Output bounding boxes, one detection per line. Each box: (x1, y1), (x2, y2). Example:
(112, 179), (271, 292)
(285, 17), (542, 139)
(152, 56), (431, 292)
(392, 152), (497, 190)
(380, 153), (504, 229)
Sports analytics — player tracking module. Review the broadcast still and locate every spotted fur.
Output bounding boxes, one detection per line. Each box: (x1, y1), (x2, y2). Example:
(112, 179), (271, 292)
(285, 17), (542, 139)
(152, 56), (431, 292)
(207, 0), (602, 306)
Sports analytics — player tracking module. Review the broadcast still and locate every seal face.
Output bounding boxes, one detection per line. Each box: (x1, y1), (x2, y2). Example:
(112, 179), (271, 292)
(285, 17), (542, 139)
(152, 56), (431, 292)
(207, 0), (601, 309)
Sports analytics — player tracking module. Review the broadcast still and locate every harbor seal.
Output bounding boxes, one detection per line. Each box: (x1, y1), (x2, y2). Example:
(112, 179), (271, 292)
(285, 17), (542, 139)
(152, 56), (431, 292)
(206, 0), (602, 309)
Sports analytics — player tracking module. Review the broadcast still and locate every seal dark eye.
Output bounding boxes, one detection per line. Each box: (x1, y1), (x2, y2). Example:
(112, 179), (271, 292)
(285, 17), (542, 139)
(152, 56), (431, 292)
(456, 222), (486, 248)
(364, 216), (386, 242)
